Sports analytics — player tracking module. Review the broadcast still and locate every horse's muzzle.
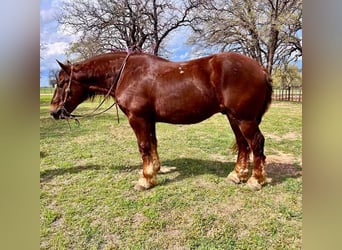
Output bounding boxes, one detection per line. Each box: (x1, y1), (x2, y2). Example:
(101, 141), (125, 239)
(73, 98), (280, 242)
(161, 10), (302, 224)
(50, 109), (62, 119)
(50, 108), (70, 120)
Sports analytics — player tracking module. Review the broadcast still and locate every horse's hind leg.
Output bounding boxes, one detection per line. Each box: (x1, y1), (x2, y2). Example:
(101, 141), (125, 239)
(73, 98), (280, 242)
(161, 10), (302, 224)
(128, 116), (160, 190)
(227, 115), (251, 184)
(238, 120), (270, 190)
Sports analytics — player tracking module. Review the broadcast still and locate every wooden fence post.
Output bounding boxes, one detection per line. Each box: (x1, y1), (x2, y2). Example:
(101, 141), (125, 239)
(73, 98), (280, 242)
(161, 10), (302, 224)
(272, 86), (302, 102)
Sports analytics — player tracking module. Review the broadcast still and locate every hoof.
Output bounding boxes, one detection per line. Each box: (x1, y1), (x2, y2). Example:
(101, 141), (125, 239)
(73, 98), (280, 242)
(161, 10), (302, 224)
(227, 171), (241, 184)
(134, 176), (156, 191)
(246, 176), (271, 191)
(159, 166), (177, 174)
(134, 183), (148, 191)
(246, 177), (262, 191)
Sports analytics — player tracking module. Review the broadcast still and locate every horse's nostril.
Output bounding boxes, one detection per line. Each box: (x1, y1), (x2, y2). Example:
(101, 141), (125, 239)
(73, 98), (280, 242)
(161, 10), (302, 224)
(50, 109), (61, 119)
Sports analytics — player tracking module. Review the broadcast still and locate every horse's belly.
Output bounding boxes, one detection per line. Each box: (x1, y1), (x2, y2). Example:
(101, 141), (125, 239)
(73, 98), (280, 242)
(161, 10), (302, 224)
(155, 98), (220, 124)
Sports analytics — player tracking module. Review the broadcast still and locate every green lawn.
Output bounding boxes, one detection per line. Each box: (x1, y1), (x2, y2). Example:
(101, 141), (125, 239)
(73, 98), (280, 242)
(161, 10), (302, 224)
(40, 92), (302, 249)
(40, 87), (55, 95)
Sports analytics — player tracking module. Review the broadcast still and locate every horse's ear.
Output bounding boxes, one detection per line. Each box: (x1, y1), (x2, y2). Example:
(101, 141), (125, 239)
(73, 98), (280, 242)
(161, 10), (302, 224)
(56, 59), (71, 75)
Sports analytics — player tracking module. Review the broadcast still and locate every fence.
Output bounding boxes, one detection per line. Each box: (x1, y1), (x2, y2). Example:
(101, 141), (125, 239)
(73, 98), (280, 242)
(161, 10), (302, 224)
(272, 86), (302, 102)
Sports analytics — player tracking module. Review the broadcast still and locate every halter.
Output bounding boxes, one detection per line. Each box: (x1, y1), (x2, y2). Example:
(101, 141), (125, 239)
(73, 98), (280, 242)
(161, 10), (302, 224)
(63, 65), (74, 105)
(60, 52), (131, 126)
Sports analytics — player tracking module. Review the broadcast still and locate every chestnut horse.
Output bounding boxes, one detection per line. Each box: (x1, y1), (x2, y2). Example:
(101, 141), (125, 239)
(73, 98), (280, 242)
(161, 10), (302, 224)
(50, 51), (272, 190)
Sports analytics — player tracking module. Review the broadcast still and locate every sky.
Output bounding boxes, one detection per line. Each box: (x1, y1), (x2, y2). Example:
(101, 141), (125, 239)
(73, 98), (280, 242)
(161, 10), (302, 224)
(40, 0), (302, 87)
(40, 0), (72, 86)
(39, 0), (192, 87)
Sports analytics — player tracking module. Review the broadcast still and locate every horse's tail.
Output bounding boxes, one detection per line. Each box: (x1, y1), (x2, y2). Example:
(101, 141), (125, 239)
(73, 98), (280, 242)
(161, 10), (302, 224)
(257, 69), (273, 124)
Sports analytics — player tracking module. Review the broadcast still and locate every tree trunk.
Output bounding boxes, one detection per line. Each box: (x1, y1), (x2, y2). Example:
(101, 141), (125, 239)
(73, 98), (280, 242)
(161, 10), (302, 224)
(267, 0), (280, 75)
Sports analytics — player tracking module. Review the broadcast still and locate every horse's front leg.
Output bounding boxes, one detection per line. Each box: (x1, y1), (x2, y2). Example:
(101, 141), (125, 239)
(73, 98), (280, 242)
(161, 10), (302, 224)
(129, 116), (160, 190)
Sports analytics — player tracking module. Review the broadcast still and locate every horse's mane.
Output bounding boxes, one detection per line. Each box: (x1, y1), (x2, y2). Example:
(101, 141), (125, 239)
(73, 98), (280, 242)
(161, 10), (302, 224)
(72, 51), (169, 80)
(75, 52), (127, 65)
(86, 90), (98, 102)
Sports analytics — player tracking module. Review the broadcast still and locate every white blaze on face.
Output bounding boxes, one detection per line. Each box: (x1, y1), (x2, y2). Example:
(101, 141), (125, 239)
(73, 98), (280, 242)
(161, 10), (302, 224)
(178, 66), (184, 74)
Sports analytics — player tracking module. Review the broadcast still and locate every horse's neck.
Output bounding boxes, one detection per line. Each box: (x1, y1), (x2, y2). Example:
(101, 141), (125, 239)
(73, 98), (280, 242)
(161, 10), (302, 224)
(86, 54), (126, 97)
(87, 75), (116, 97)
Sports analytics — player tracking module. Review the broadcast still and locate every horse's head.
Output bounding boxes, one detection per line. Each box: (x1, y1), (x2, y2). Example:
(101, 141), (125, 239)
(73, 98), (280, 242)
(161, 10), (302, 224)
(49, 60), (89, 120)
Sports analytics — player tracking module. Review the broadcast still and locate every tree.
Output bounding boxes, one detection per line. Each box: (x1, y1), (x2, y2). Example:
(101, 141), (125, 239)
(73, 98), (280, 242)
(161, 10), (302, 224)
(189, 0), (302, 74)
(57, 0), (201, 60)
(48, 69), (59, 88)
(66, 37), (104, 59)
(272, 64), (302, 88)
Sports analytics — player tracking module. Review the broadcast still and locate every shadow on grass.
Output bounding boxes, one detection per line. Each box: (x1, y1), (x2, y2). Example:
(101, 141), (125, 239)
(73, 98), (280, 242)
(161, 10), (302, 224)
(159, 158), (302, 187)
(40, 158), (302, 187)
(266, 162), (302, 185)
(162, 157), (234, 177)
(40, 164), (104, 183)
(40, 161), (143, 183)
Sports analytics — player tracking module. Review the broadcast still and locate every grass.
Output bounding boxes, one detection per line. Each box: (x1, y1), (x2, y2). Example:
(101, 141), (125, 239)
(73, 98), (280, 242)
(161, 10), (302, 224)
(40, 86), (55, 95)
(40, 90), (302, 249)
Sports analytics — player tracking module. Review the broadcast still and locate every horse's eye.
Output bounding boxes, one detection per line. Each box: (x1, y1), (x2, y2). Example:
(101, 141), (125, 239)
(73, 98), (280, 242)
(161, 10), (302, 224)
(57, 80), (66, 88)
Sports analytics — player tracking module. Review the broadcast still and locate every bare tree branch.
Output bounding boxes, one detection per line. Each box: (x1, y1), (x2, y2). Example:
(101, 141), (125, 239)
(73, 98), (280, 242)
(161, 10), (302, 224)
(57, 0), (200, 59)
(189, 0), (302, 74)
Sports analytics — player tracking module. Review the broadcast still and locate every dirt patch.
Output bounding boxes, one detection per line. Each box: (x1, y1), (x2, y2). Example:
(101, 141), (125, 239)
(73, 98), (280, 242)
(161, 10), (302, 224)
(209, 153), (230, 162)
(266, 150), (302, 184)
(266, 132), (301, 141)
(132, 212), (148, 227)
(266, 163), (302, 184)
(267, 153), (297, 165)
(267, 153), (301, 181)
(283, 132), (300, 140)
(102, 233), (123, 249)
(267, 148), (302, 165)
